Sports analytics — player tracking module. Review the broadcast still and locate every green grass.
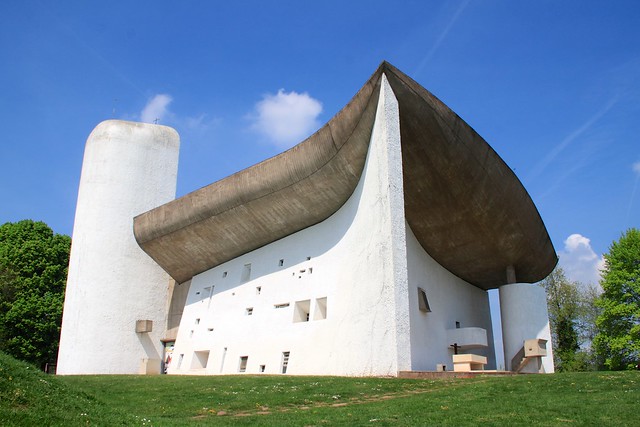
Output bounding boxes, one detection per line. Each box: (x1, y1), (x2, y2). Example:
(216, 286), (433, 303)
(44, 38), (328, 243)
(2, 352), (639, 426)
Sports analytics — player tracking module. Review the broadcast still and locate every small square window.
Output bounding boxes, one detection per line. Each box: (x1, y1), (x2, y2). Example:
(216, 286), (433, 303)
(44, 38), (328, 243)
(314, 297), (327, 320)
(195, 318), (200, 325)
(222, 271), (228, 278)
(256, 286), (262, 295)
(246, 307), (253, 316)
(279, 259), (284, 267)
(259, 364), (266, 373)
(293, 300), (311, 323)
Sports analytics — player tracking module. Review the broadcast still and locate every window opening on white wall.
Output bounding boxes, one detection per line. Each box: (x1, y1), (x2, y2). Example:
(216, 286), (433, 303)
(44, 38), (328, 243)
(259, 364), (266, 373)
(279, 259), (284, 267)
(417, 287), (431, 312)
(293, 300), (311, 323)
(220, 347), (227, 373)
(191, 350), (210, 369)
(274, 303), (290, 309)
(306, 256), (311, 261)
(256, 286), (262, 295)
(238, 356), (248, 372)
(246, 307), (253, 316)
(189, 330), (194, 338)
(206, 286), (215, 309)
(195, 318), (200, 325)
(222, 271), (228, 278)
(281, 351), (290, 374)
(314, 297), (327, 320)
(207, 327), (214, 332)
(177, 353), (184, 369)
(241, 264), (252, 283)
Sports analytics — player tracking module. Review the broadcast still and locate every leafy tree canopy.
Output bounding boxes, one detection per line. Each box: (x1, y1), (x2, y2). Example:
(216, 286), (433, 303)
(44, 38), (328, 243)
(0, 220), (70, 369)
(594, 228), (640, 370)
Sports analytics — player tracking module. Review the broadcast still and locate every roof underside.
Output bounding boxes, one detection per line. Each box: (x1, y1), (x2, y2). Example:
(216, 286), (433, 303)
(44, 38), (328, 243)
(133, 62), (557, 289)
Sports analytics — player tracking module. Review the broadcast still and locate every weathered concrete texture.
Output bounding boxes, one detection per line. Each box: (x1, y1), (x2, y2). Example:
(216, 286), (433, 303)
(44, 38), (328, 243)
(134, 62), (556, 290)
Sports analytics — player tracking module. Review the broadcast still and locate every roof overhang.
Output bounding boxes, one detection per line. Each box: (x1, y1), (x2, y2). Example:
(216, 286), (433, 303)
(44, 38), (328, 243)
(133, 62), (557, 289)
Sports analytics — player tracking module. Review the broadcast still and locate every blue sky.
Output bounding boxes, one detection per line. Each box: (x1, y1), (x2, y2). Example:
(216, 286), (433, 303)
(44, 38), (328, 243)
(2, 0), (639, 288)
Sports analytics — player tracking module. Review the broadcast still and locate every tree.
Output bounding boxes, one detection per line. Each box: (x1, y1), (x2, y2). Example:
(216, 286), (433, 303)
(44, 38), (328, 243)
(594, 228), (640, 370)
(0, 220), (70, 369)
(540, 267), (581, 371)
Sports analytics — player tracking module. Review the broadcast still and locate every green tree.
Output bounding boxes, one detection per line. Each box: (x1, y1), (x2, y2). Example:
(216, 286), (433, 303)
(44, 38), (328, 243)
(540, 267), (581, 371)
(0, 220), (70, 369)
(594, 228), (640, 370)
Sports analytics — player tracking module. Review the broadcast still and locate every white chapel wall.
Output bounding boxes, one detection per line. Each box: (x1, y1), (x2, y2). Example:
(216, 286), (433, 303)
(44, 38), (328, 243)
(168, 76), (409, 376)
(405, 224), (496, 371)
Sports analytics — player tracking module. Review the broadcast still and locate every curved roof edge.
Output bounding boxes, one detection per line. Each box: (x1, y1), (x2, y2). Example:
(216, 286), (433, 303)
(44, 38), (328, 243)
(134, 62), (557, 288)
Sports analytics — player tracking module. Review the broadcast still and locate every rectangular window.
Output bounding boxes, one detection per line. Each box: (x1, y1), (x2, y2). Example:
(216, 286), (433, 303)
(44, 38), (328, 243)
(246, 307), (253, 316)
(259, 364), (266, 373)
(417, 287), (431, 312)
(239, 356), (248, 373)
(177, 353), (184, 369)
(191, 350), (210, 369)
(195, 318), (200, 325)
(222, 271), (228, 278)
(293, 300), (311, 323)
(241, 263), (252, 283)
(256, 286), (262, 295)
(281, 351), (290, 374)
(279, 259), (284, 267)
(314, 297), (327, 320)
(274, 303), (290, 309)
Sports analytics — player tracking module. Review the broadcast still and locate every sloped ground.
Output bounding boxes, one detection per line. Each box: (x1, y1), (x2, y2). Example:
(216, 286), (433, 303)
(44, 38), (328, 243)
(0, 351), (140, 426)
(2, 350), (638, 426)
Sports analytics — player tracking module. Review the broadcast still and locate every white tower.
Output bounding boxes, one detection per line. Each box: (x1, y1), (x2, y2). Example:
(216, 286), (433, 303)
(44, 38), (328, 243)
(57, 120), (179, 374)
(500, 283), (554, 373)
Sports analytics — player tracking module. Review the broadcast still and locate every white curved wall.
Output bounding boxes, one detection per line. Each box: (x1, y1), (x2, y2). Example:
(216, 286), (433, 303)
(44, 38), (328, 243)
(57, 120), (179, 374)
(500, 283), (554, 373)
(406, 224), (496, 371)
(168, 76), (408, 376)
(167, 76), (495, 377)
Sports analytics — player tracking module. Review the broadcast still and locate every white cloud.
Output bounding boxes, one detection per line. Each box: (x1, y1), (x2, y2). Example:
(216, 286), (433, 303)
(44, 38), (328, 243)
(140, 94), (173, 124)
(250, 89), (322, 149)
(633, 161), (640, 175)
(558, 233), (605, 286)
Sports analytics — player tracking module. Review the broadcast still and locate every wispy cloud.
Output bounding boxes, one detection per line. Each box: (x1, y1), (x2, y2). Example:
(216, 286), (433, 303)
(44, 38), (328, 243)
(626, 160), (640, 222)
(558, 233), (604, 287)
(527, 97), (618, 184)
(414, 0), (471, 75)
(140, 94), (173, 124)
(249, 89), (322, 149)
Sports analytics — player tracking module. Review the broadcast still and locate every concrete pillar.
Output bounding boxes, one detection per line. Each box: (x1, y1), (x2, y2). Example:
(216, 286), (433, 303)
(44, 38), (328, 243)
(499, 282), (554, 373)
(57, 120), (180, 374)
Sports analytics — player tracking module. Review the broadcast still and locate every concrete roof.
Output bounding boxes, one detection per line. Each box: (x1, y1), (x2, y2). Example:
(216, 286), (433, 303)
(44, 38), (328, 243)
(133, 62), (557, 289)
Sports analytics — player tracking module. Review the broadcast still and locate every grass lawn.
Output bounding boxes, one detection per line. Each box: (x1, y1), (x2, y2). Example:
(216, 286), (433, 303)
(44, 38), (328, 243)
(2, 352), (638, 426)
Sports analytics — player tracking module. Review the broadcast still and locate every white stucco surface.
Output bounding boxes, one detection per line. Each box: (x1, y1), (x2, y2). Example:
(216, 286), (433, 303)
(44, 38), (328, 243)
(405, 224), (496, 371)
(57, 120), (179, 374)
(168, 76), (496, 376)
(499, 283), (554, 373)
